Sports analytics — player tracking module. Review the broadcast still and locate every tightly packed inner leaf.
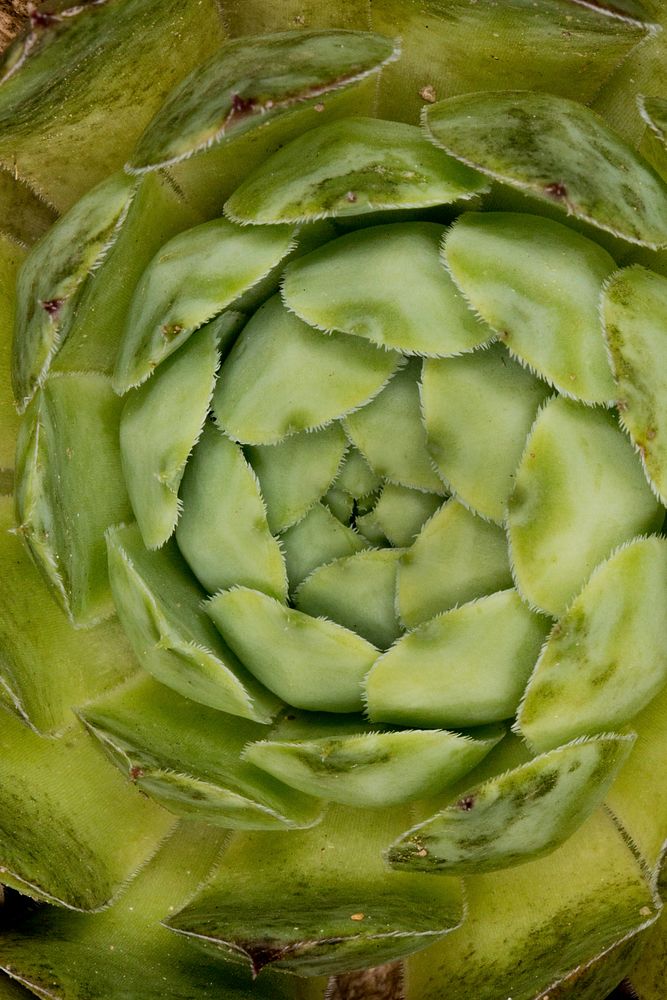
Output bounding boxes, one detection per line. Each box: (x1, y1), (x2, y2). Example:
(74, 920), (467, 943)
(5, 20), (667, 997)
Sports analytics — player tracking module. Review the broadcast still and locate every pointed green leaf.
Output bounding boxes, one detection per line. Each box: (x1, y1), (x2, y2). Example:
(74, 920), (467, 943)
(443, 212), (617, 403)
(367, 590), (550, 729)
(0, 709), (174, 909)
(0, 0), (226, 209)
(81, 675), (322, 831)
(225, 116), (488, 224)
(507, 397), (663, 616)
(334, 447), (381, 499)
(247, 423), (348, 534)
(282, 222), (492, 356)
(12, 173), (135, 411)
(425, 91), (667, 247)
(0, 821), (289, 1000)
(120, 318), (231, 550)
(113, 218), (296, 393)
(0, 496), (135, 736)
(15, 373), (133, 626)
(175, 422), (287, 600)
(355, 506), (388, 546)
(279, 502), (371, 591)
(323, 485), (355, 525)
(213, 295), (402, 445)
(206, 587), (378, 713)
(295, 548), (404, 650)
(343, 358), (445, 493)
(518, 537), (667, 752)
(603, 265), (667, 504)
(166, 805), (463, 977)
(397, 499), (513, 629)
(130, 30), (398, 171)
(388, 735), (635, 874)
(371, 483), (443, 547)
(404, 808), (657, 1000)
(106, 523), (281, 723)
(245, 726), (503, 808)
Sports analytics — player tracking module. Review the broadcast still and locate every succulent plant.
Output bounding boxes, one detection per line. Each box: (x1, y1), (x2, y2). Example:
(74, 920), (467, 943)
(2, 3), (667, 1000)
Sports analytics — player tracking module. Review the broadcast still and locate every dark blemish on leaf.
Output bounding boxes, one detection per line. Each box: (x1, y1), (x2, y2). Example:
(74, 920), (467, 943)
(161, 323), (184, 340)
(41, 298), (63, 317)
(544, 182), (568, 200)
(29, 8), (60, 29)
(230, 93), (257, 117)
(129, 765), (145, 781)
(239, 940), (300, 978)
(457, 795), (476, 811)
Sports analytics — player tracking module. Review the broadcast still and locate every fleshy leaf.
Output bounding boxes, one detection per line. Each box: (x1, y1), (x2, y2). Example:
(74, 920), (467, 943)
(206, 587), (378, 713)
(388, 735), (635, 874)
(507, 397), (663, 616)
(0, 821), (290, 1000)
(279, 502), (372, 591)
(0, 709), (174, 910)
(282, 222), (492, 356)
(225, 116), (488, 224)
(295, 548), (404, 650)
(81, 675), (322, 831)
(397, 499), (513, 628)
(176, 422), (288, 600)
(113, 218), (296, 393)
(213, 295), (402, 445)
(603, 265), (667, 504)
(51, 171), (202, 379)
(366, 590), (550, 729)
(443, 212), (617, 403)
(518, 536), (667, 752)
(343, 358), (445, 493)
(334, 447), (381, 499)
(373, 0), (652, 125)
(12, 173), (135, 411)
(404, 807), (657, 1000)
(130, 30), (399, 171)
(0, 0), (226, 209)
(0, 496), (135, 736)
(15, 373), (133, 626)
(245, 726), (503, 808)
(371, 484), (442, 547)
(166, 805), (464, 977)
(106, 523), (281, 723)
(247, 423), (348, 534)
(425, 91), (667, 248)
(605, 680), (667, 880)
(120, 319), (233, 550)
(422, 344), (551, 523)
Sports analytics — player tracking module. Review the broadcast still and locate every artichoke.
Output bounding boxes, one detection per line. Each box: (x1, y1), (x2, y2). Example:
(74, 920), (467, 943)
(2, 3), (667, 1000)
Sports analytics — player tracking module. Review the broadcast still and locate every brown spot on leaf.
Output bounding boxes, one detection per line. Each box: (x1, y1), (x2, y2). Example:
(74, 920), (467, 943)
(41, 297), (63, 317)
(457, 795), (476, 811)
(129, 766), (145, 781)
(544, 182), (568, 200)
(419, 85), (437, 104)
